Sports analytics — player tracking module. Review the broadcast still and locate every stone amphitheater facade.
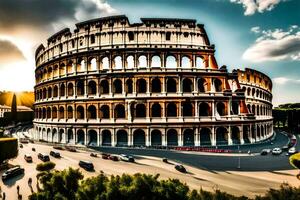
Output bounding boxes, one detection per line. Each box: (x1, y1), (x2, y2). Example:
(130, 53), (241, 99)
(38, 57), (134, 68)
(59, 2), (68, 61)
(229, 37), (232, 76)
(33, 15), (273, 147)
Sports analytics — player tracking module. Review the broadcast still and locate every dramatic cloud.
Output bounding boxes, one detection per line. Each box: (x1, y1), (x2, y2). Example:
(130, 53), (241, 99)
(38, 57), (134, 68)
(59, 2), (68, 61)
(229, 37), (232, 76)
(273, 77), (300, 85)
(0, 39), (25, 66)
(243, 26), (300, 62)
(230, 0), (285, 15)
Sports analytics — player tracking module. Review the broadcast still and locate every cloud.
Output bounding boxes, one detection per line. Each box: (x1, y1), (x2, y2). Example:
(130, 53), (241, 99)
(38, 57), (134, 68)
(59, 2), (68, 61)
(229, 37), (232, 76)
(243, 26), (300, 62)
(273, 77), (300, 85)
(0, 39), (25, 66)
(230, 0), (285, 15)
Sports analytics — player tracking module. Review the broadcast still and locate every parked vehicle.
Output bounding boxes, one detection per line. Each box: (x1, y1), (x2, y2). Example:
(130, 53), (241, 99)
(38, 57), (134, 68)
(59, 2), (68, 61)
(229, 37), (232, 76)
(19, 144), (23, 148)
(38, 153), (50, 162)
(272, 148), (282, 155)
(175, 165), (186, 173)
(288, 147), (298, 155)
(281, 145), (289, 151)
(20, 138), (29, 144)
(119, 154), (135, 162)
(50, 151), (61, 158)
(2, 166), (24, 181)
(109, 155), (119, 161)
(53, 146), (64, 150)
(162, 158), (168, 163)
(90, 153), (97, 157)
(79, 161), (94, 171)
(66, 147), (76, 152)
(102, 153), (110, 159)
(32, 147), (36, 152)
(24, 154), (33, 162)
(260, 149), (271, 156)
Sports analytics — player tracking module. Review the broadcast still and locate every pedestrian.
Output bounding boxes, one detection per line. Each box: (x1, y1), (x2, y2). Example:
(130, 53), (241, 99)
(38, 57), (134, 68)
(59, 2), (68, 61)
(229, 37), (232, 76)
(17, 185), (20, 195)
(28, 177), (32, 186)
(2, 192), (5, 200)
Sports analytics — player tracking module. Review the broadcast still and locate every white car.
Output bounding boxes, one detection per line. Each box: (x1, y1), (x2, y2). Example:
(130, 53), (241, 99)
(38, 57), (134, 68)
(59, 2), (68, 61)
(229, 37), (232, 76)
(272, 148), (282, 155)
(288, 147), (298, 155)
(119, 154), (135, 162)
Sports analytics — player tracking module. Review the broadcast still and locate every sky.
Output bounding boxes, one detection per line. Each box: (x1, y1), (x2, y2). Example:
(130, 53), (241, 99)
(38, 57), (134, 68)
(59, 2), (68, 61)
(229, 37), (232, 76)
(0, 0), (299, 106)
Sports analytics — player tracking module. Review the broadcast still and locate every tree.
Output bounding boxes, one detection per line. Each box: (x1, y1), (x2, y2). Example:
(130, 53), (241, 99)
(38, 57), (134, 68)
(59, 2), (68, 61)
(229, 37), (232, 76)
(11, 93), (17, 122)
(0, 138), (18, 164)
(36, 161), (56, 171)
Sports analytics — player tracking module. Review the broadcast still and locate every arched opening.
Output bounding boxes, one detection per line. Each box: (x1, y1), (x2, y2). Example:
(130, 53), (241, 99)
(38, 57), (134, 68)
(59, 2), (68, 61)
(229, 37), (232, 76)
(67, 129), (73, 144)
(138, 55), (147, 68)
(77, 106), (84, 119)
(59, 106), (64, 119)
(88, 81), (97, 95)
(151, 103), (161, 117)
(195, 56), (204, 68)
(52, 107), (57, 119)
(43, 88), (47, 99)
(243, 125), (250, 143)
(199, 103), (210, 116)
(182, 78), (193, 93)
(102, 57), (109, 70)
(167, 129), (178, 146)
(100, 105), (110, 119)
(257, 125), (261, 138)
(53, 86), (58, 97)
(100, 80), (109, 94)
(232, 101), (239, 115)
(136, 78), (147, 93)
(167, 78), (177, 93)
(247, 104), (251, 113)
(52, 129), (58, 143)
(67, 106), (73, 119)
(126, 79), (133, 93)
(214, 78), (222, 92)
(182, 102), (193, 116)
(181, 56), (191, 68)
(198, 78), (207, 92)
(87, 105), (97, 119)
(151, 78), (161, 93)
(114, 56), (122, 69)
(42, 108), (46, 119)
(88, 130), (97, 146)
(252, 105), (256, 115)
(79, 59), (86, 72)
(116, 130), (128, 147)
(126, 55), (134, 69)
(216, 127), (228, 146)
(102, 130), (112, 146)
(167, 102), (177, 117)
(136, 104), (146, 118)
(183, 129), (194, 146)
(231, 126), (240, 144)
(59, 129), (64, 143)
(46, 107), (51, 119)
(47, 67), (52, 79)
(133, 129), (146, 146)
(113, 79), (123, 94)
(166, 55), (177, 68)
(89, 58), (97, 71)
(247, 87), (251, 96)
(67, 83), (73, 96)
(76, 80), (84, 96)
(60, 84), (65, 97)
(47, 87), (52, 98)
(67, 61), (74, 74)
(217, 102), (226, 116)
(151, 56), (161, 67)
(77, 130), (85, 144)
(114, 104), (125, 119)
(151, 130), (162, 146)
(252, 88), (256, 96)
(200, 128), (211, 146)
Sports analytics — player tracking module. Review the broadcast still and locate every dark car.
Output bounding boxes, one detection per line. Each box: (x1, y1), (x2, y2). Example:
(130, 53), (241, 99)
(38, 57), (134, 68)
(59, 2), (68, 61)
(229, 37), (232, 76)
(175, 165), (186, 173)
(32, 147), (36, 152)
(2, 166), (24, 181)
(50, 151), (61, 158)
(260, 149), (270, 156)
(90, 153), (97, 157)
(162, 158), (168, 163)
(102, 153), (110, 159)
(19, 144), (23, 148)
(66, 147), (76, 152)
(53, 146), (64, 150)
(109, 155), (119, 161)
(79, 161), (94, 171)
(38, 153), (50, 162)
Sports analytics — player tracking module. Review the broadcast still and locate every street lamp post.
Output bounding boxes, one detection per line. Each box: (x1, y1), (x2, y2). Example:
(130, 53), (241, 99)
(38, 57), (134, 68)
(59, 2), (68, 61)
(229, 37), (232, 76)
(237, 145), (241, 169)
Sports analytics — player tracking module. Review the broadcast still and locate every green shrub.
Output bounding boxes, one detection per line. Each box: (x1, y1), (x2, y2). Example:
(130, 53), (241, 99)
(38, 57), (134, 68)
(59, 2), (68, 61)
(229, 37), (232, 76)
(36, 161), (56, 171)
(0, 138), (18, 163)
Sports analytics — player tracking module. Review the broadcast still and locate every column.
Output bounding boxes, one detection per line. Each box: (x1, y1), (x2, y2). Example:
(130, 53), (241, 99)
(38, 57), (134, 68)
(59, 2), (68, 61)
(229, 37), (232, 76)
(146, 128), (150, 147)
(128, 128), (133, 146)
(212, 101), (215, 117)
(162, 129), (167, 146)
(178, 128), (183, 146)
(195, 128), (200, 146)
(240, 126), (244, 144)
(228, 126), (232, 145)
(162, 77), (166, 94)
(84, 131), (88, 146)
(97, 131), (100, 146)
(193, 77), (197, 94)
(195, 101), (199, 121)
(211, 126), (216, 146)
(99, 129), (102, 146)
(112, 129), (116, 147)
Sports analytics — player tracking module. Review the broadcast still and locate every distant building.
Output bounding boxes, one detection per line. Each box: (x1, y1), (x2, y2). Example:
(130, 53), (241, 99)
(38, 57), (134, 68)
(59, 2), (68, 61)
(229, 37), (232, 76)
(0, 105), (10, 118)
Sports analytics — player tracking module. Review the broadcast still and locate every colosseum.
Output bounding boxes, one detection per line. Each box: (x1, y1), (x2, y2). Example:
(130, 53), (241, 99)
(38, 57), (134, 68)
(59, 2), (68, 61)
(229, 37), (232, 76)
(33, 15), (273, 147)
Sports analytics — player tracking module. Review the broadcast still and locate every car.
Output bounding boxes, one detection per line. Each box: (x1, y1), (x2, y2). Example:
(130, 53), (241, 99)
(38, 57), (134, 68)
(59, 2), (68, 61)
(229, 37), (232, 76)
(38, 153), (50, 162)
(2, 166), (24, 181)
(119, 154), (135, 162)
(109, 155), (119, 161)
(66, 147), (76, 152)
(175, 165), (186, 173)
(288, 147), (298, 155)
(272, 148), (282, 155)
(19, 144), (23, 148)
(24, 154), (33, 162)
(53, 146), (64, 150)
(50, 151), (61, 158)
(102, 153), (110, 159)
(79, 161), (94, 171)
(260, 149), (271, 155)
(162, 158), (168, 163)
(32, 147), (36, 152)
(90, 153), (97, 157)
(281, 145), (289, 151)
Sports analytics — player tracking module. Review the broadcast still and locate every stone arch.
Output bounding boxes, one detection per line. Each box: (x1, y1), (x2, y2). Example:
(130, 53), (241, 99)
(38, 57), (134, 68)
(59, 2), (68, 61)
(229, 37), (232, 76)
(138, 55), (147, 68)
(88, 80), (97, 95)
(114, 104), (125, 118)
(100, 79), (109, 94)
(183, 129), (194, 146)
(182, 78), (193, 93)
(47, 128), (51, 142)
(52, 107), (58, 119)
(59, 106), (64, 119)
(101, 57), (109, 70)
(76, 80), (84, 96)
(102, 130), (111, 146)
(89, 57), (97, 71)
(151, 103), (161, 117)
(231, 126), (240, 144)
(166, 55), (177, 68)
(167, 102), (177, 117)
(167, 129), (178, 146)
(214, 78), (222, 92)
(52, 129), (58, 143)
(77, 106), (84, 119)
(100, 105), (110, 119)
(151, 55), (161, 67)
(200, 128), (211, 146)
(77, 129), (85, 144)
(88, 130), (97, 146)
(59, 129), (64, 143)
(232, 101), (239, 115)
(126, 55), (134, 69)
(126, 79), (133, 93)
(243, 125), (250, 143)
(217, 102), (226, 116)
(116, 129), (128, 146)
(47, 86), (52, 98)
(198, 78), (207, 92)
(167, 78), (177, 93)
(136, 78), (147, 93)
(195, 56), (204, 68)
(67, 83), (74, 96)
(114, 56), (122, 69)
(53, 85), (58, 97)
(216, 127), (228, 146)
(67, 106), (73, 119)
(151, 129), (162, 146)
(199, 102), (210, 116)
(87, 105), (97, 119)
(133, 129), (146, 146)
(136, 104), (146, 118)
(182, 102), (193, 116)
(46, 107), (51, 118)
(151, 78), (161, 93)
(113, 79), (123, 94)
(181, 56), (191, 68)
